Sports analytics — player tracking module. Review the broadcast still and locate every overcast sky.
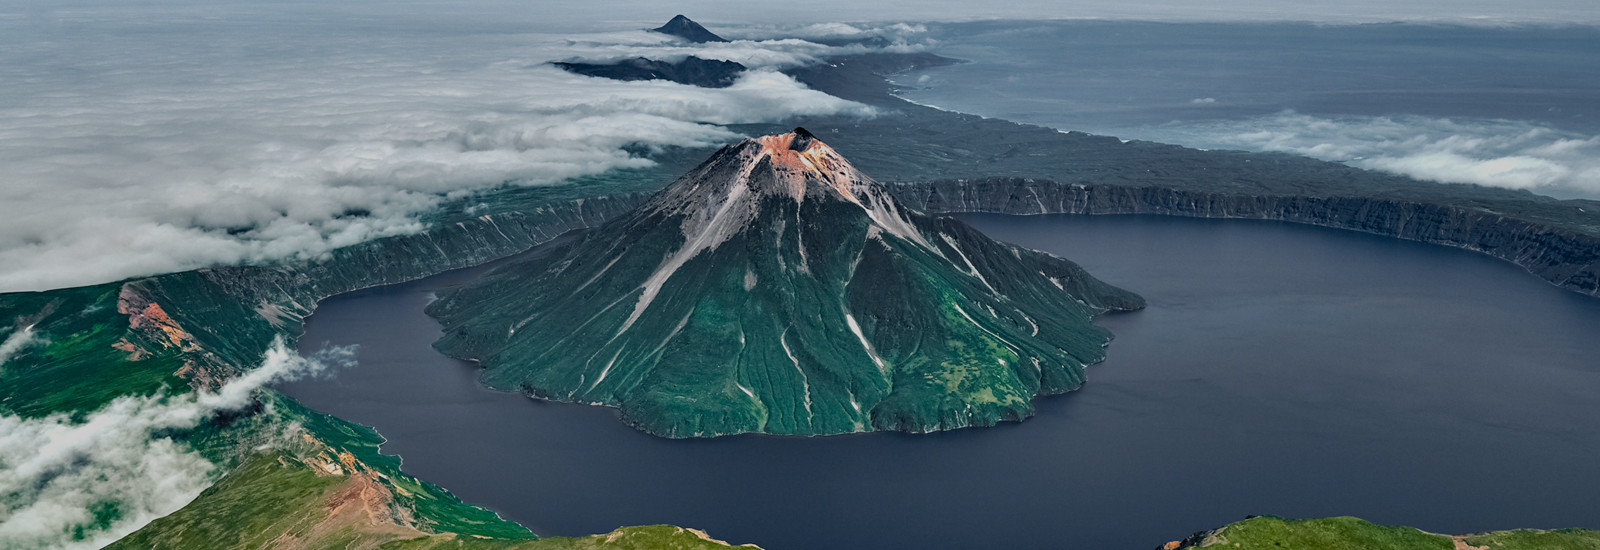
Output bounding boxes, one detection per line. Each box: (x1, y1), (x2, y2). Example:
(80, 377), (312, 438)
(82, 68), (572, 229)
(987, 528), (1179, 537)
(661, 0), (1600, 26)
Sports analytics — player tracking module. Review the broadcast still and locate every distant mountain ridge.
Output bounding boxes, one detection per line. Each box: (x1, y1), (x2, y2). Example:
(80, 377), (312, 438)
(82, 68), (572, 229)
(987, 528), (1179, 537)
(427, 128), (1143, 437)
(552, 56), (746, 88)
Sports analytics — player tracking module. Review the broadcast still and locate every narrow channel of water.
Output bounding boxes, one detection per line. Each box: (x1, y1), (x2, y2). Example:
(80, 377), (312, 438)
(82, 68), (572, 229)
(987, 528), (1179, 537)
(276, 214), (1600, 550)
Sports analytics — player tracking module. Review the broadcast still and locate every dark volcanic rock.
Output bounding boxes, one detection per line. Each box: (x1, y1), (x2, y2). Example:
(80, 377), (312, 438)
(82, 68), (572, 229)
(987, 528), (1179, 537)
(651, 15), (728, 43)
(553, 56), (746, 88)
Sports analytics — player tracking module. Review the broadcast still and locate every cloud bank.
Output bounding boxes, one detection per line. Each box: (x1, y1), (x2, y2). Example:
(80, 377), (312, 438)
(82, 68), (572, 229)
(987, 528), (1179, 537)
(548, 25), (929, 68)
(0, 6), (889, 293)
(1130, 112), (1600, 198)
(0, 339), (353, 550)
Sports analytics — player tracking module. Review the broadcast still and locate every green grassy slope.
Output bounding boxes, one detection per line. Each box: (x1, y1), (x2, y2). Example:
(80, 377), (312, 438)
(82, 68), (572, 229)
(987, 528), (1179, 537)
(110, 451), (753, 550)
(0, 273), (717, 546)
(0, 283), (187, 418)
(1165, 516), (1600, 550)
(427, 133), (1142, 437)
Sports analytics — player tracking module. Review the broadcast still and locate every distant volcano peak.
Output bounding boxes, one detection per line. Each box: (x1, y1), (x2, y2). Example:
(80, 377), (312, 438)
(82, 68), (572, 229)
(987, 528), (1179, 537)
(651, 15), (729, 43)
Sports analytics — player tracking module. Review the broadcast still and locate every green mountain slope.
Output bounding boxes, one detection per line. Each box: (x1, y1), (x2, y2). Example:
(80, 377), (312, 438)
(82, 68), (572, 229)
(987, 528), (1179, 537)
(427, 129), (1143, 437)
(109, 449), (756, 550)
(1161, 516), (1600, 550)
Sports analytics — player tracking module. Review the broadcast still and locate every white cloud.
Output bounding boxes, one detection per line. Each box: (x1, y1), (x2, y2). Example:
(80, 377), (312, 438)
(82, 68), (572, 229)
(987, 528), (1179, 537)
(0, 325), (40, 368)
(0, 339), (353, 550)
(547, 22), (932, 69)
(0, 6), (878, 293)
(1128, 111), (1600, 198)
(721, 21), (930, 43)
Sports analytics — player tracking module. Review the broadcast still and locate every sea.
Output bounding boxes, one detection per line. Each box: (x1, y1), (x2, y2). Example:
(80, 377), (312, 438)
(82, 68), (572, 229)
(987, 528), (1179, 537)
(892, 21), (1600, 199)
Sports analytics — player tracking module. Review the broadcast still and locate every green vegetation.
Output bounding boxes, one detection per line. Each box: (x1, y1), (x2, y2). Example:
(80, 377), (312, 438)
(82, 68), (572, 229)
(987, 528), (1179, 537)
(1167, 516), (1600, 550)
(0, 283), (187, 418)
(428, 132), (1142, 437)
(1462, 528), (1600, 550)
(268, 395), (537, 539)
(1171, 516), (1451, 550)
(105, 452), (361, 550)
(0, 258), (742, 548)
(383, 525), (756, 550)
(111, 450), (751, 550)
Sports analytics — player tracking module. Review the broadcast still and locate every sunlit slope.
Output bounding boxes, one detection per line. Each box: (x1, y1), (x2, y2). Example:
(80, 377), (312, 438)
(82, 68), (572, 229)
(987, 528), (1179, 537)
(1162, 516), (1600, 550)
(103, 394), (757, 550)
(110, 448), (755, 550)
(428, 129), (1143, 437)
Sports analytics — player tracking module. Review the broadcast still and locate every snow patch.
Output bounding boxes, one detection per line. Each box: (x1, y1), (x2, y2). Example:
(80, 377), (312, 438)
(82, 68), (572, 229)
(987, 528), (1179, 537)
(779, 328), (813, 421)
(941, 233), (998, 294)
(843, 312), (885, 372)
(623, 179), (752, 332)
(953, 303), (1020, 355)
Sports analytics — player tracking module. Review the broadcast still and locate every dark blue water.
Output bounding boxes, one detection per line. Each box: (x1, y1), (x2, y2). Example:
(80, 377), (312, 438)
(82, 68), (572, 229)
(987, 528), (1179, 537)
(897, 21), (1600, 134)
(893, 22), (1600, 200)
(277, 215), (1600, 550)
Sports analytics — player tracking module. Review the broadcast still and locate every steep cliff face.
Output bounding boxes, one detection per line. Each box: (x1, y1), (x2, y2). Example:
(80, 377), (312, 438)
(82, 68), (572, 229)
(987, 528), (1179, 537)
(427, 130), (1142, 438)
(890, 179), (1600, 298)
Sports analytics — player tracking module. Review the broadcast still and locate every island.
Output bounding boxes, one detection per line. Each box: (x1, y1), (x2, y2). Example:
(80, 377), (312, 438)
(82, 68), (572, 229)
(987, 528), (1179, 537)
(426, 128), (1143, 437)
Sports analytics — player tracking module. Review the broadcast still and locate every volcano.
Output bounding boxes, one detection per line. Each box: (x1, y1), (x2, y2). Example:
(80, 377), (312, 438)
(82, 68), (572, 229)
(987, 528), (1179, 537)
(427, 129), (1143, 437)
(651, 15), (729, 43)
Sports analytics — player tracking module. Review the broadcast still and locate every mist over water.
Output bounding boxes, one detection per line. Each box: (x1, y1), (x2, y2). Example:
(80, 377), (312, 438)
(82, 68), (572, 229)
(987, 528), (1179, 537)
(894, 21), (1600, 199)
(0, 3), (894, 293)
(278, 215), (1600, 550)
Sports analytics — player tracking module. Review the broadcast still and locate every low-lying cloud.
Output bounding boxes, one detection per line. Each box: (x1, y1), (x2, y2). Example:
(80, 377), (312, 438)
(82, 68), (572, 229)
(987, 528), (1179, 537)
(0, 339), (353, 550)
(548, 27), (928, 68)
(0, 7), (893, 293)
(1132, 111), (1600, 198)
(0, 325), (40, 368)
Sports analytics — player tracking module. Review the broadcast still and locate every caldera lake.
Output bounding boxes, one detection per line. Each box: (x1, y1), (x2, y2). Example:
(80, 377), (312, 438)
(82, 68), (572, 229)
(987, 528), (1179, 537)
(275, 214), (1600, 550)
